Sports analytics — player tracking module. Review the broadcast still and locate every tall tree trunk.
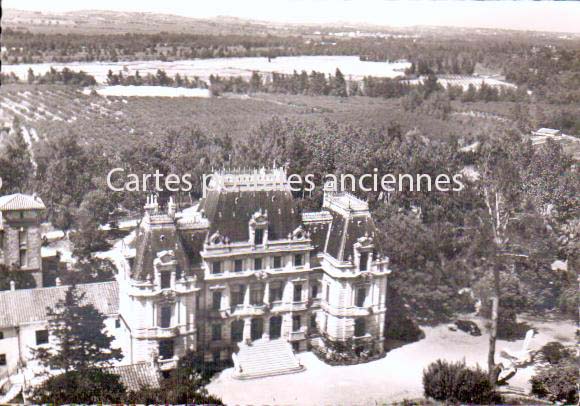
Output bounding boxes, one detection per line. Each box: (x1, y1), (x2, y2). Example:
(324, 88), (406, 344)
(488, 265), (501, 386)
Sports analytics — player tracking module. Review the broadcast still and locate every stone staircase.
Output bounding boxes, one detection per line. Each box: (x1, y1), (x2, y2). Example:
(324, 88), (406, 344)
(232, 339), (305, 380)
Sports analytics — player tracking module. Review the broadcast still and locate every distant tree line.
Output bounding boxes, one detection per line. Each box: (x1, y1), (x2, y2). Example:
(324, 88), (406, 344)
(105, 69), (207, 88)
(0, 67), (96, 86)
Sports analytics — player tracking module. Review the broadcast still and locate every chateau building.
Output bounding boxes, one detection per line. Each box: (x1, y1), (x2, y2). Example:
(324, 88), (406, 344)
(0, 169), (391, 383)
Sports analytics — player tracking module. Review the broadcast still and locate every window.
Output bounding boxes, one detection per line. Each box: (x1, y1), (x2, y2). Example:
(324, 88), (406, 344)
(231, 284), (245, 306)
(311, 283), (319, 299)
(0, 354), (6, 366)
(0, 331), (4, 340)
(359, 252), (369, 271)
(18, 229), (26, 248)
(234, 259), (243, 272)
(231, 320), (244, 342)
(355, 287), (366, 308)
(160, 306), (171, 328)
(212, 291), (222, 311)
(293, 284), (302, 302)
(273, 256), (282, 269)
(354, 318), (366, 337)
(292, 315), (301, 332)
(115, 319), (121, 329)
(270, 281), (283, 301)
(19, 249), (26, 267)
(254, 258), (262, 271)
(254, 228), (264, 245)
(36, 330), (49, 345)
(325, 284), (330, 302)
(212, 350), (221, 363)
(212, 262), (222, 274)
(310, 315), (317, 329)
(250, 285), (264, 306)
(294, 254), (303, 267)
(160, 271), (171, 289)
(212, 324), (222, 341)
(158, 339), (174, 359)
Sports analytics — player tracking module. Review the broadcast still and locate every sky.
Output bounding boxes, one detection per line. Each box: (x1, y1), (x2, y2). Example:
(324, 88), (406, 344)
(4, 0), (580, 33)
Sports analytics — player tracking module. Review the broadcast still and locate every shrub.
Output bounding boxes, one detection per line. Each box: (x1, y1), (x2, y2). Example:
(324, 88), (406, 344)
(536, 341), (574, 365)
(423, 360), (501, 404)
(530, 347), (578, 404)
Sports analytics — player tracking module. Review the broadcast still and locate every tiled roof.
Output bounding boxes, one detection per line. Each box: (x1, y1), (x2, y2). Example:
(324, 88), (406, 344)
(0, 193), (46, 211)
(0, 281), (119, 328)
(108, 363), (160, 391)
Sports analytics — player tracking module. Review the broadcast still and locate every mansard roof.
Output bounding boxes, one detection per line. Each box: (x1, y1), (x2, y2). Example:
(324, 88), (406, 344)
(0, 281), (118, 329)
(0, 193), (45, 211)
(198, 188), (301, 243)
(131, 215), (189, 281)
(307, 192), (379, 263)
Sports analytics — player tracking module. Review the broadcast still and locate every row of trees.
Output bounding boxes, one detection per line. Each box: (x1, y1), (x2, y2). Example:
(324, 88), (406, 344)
(0, 68), (96, 86)
(106, 69), (207, 88)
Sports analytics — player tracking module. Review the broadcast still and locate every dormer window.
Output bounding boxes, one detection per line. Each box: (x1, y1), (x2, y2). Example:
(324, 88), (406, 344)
(359, 252), (369, 271)
(160, 271), (171, 289)
(254, 229), (264, 245)
(249, 209), (268, 245)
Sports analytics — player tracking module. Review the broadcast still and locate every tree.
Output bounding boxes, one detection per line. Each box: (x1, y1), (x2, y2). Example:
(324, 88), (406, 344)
(331, 68), (347, 97)
(0, 120), (34, 194)
(126, 351), (224, 405)
(30, 369), (126, 405)
(27, 68), (35, 84)
(474, 132), (528, 386)
(33, 284), (122, 372)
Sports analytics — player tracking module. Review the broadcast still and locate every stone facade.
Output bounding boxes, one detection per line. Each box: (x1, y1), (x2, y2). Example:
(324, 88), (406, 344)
(0, 194), (45, 287)
(119, 168), (391, 368)
(0, 170), (392, 378)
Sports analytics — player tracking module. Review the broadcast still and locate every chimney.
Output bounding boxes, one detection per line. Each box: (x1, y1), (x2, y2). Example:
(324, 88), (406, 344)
(144, 194), (159, 217)
(167, 196), (176, 219)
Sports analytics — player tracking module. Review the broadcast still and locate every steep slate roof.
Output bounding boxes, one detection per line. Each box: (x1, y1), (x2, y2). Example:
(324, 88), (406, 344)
(0, 193), (45, 211)
(0, 281), (119, 328)
(131, 217), (189, 281)
(198, 189), (301, 243)
(324, 212), (377, 261)
(109, 363), (160, 391)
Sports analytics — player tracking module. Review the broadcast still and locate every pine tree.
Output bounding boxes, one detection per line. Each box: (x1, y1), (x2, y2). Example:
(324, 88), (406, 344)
(0, 119), (34, 193)
(332, 68), (347, 97)
(33, 284), (122, 372)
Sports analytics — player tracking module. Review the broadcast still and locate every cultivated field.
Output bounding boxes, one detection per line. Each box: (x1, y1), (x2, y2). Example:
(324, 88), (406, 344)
(0, 84), (512, 149)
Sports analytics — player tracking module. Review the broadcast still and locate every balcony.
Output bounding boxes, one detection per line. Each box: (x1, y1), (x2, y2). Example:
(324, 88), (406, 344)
(158, 357), (178, 371)
(288, 330), (306, 341)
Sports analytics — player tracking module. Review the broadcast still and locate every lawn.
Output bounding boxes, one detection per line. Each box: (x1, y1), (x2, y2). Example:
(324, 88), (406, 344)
(206, 315), (576, 406)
